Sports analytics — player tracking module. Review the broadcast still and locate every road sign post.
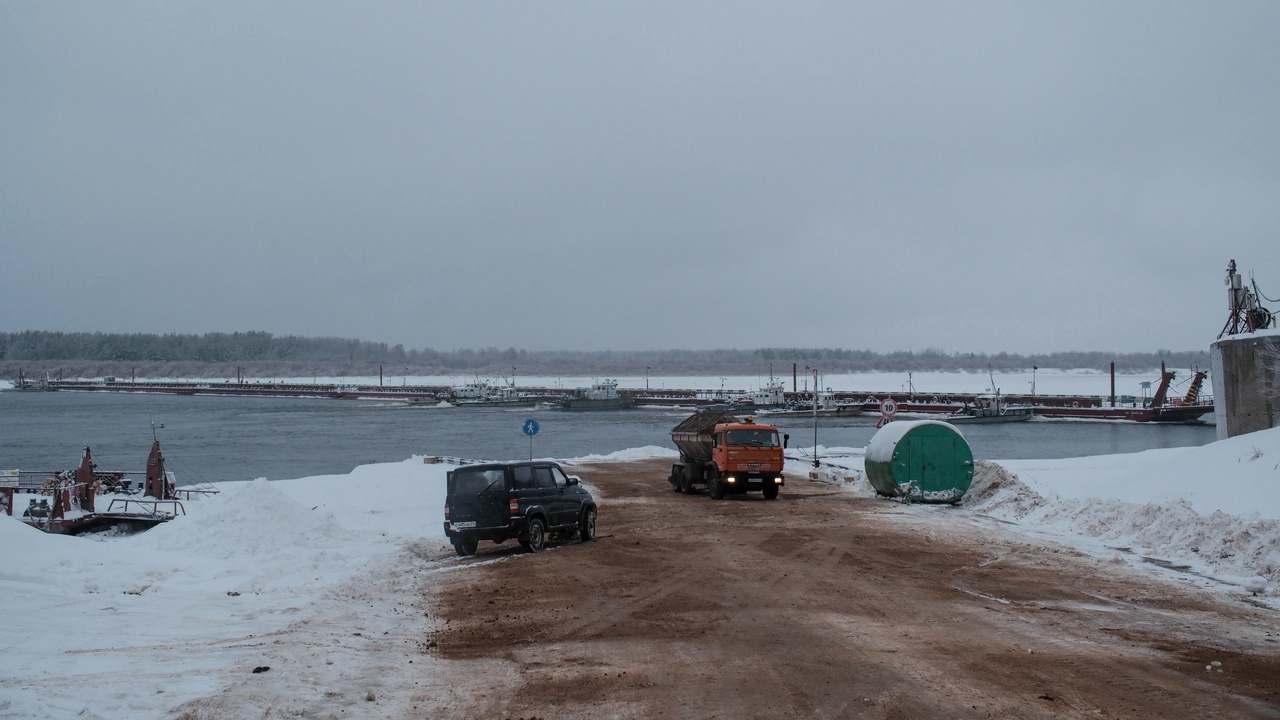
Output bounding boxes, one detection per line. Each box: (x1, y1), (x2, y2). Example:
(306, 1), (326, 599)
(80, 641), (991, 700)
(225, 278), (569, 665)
(522, 418), (539, 460)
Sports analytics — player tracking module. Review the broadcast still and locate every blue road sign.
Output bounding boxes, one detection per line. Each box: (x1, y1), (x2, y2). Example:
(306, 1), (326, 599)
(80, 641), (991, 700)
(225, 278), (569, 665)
(523, 419), (540, 436)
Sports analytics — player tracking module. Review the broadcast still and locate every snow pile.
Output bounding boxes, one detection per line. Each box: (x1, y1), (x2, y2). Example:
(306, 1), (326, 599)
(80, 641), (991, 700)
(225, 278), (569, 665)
(808, 463), (866, 487)
(963, 460), (1047, 519)
(785, 445), (863, 468)
(565, 445), (678, 464)
(785, 446), (873, 494)
(969, 427), (1280, 597)
(0, 456), (455, 719)
(153, 478), (362, 556)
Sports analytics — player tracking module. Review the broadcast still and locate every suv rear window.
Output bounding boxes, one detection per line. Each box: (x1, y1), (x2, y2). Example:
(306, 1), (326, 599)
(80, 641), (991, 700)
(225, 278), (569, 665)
(451, 467), (506, 495)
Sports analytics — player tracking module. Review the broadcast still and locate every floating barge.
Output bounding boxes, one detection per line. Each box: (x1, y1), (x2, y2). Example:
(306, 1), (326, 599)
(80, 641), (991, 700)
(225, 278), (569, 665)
(16, 362), (1214, 423)
(854, 364), (1210, 423)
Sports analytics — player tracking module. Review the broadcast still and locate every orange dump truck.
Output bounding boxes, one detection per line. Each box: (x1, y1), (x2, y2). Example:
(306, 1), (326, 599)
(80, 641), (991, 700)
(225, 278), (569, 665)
(667, 410), (788, 500)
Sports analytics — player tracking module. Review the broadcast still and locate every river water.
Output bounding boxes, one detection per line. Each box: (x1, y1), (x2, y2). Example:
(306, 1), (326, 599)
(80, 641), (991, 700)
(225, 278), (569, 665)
(1, 391), (1217, 485)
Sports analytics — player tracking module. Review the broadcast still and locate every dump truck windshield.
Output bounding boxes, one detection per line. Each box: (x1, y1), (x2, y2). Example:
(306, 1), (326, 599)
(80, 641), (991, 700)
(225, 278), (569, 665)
(725, 429), (779, 447)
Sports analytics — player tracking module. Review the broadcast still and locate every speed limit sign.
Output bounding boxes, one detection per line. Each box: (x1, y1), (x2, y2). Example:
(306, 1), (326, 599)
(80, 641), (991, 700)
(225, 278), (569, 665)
(880, 399), (898, 417)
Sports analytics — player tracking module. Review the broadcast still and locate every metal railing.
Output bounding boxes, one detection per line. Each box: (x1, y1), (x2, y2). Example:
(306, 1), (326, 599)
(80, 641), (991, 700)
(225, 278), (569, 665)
(105, 498), (186, 517)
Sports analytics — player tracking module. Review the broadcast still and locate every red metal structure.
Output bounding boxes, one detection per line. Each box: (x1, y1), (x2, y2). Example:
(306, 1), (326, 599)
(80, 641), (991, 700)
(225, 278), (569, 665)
(74, 447), (96, 513)
(144, 441), (171, 500)
(13, 442), (190, 534)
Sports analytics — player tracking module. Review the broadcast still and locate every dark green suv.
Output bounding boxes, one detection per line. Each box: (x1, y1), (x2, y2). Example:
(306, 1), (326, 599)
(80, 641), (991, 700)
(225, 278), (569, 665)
(443, 461), (597, 556)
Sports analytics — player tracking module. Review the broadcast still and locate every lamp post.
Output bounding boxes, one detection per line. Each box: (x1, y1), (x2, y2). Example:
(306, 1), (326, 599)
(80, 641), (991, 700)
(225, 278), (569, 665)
(812, 367), (820, 468)
(404, 367), (408, 386)
(646, 366), (650, 392)
(1031, 365), (1037, 398)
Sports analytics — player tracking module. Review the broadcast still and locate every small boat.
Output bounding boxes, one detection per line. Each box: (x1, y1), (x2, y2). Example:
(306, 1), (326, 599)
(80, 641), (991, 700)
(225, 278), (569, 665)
(730, 377), (789, 412)
(943, 395), (1033, 424)
(756, 390), (864, 419)
(556, 379), (636, 411)
(938, 368), (1032, 424)
(757, 404), (865, 419)
(10, 369), (54, 391)
(451, 379), (536, 407)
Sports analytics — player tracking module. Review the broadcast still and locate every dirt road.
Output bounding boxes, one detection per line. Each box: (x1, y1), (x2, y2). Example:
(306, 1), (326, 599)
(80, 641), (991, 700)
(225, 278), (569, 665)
(423, 459), (1280, 719)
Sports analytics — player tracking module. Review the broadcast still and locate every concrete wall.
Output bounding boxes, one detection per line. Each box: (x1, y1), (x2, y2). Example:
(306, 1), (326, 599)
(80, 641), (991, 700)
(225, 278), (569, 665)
(1211, 332), (1280, 440)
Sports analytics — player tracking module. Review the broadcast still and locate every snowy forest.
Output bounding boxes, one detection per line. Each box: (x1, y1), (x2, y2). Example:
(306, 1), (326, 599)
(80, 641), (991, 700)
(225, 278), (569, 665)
(0, 331), (1210, 380)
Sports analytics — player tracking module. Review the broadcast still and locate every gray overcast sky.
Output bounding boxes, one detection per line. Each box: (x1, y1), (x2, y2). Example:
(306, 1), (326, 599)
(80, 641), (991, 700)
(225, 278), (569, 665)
(2, 2), (1277, 353)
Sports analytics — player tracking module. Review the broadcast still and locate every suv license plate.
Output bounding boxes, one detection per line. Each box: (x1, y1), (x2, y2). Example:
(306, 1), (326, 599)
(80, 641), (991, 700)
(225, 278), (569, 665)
(451, 521), (476, 529)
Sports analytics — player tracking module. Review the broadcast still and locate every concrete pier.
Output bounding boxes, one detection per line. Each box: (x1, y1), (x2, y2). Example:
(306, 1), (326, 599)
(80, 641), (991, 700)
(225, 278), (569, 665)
(1211, 331), (1280, 439)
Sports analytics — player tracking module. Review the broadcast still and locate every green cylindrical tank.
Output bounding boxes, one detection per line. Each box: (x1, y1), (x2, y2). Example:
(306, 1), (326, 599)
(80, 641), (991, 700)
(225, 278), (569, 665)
(864, 420), (974, 503)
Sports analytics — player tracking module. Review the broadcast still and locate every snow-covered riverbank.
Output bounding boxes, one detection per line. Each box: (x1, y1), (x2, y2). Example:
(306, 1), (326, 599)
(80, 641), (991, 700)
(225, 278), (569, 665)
(3, 426), (1278, 717)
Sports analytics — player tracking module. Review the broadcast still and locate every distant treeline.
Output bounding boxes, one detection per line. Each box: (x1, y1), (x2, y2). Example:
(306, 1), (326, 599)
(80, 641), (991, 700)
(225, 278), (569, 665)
(0, 331), (1210, 378)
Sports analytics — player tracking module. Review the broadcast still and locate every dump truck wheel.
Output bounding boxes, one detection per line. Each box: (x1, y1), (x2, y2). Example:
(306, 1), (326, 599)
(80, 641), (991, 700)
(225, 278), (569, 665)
(708, 470), (725, 500)
(678, 469), (694, 494)
(763, 483), (779, 500)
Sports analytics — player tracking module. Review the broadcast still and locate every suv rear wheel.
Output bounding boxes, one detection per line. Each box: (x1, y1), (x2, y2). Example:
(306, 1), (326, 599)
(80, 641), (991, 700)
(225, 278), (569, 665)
(579, 507), (597, 542)
(522, 517), (546, 553)
(452, 536), (478, 557)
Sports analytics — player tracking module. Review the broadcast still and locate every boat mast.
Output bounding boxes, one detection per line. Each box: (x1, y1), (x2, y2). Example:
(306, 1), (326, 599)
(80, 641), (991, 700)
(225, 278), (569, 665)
(987, 365), (1001, 411)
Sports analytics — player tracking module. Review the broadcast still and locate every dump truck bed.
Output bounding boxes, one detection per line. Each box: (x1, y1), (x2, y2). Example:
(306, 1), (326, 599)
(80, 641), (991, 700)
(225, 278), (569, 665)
(670, 409), (738, 463)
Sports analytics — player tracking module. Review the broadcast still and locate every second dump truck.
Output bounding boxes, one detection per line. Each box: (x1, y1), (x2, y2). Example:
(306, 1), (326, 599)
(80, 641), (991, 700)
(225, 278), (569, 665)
(667, 410), (788, 500)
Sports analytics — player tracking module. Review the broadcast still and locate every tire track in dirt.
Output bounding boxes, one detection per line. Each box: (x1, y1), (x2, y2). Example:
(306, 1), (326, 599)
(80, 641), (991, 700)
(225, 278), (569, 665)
(425, 458), (1280, 719)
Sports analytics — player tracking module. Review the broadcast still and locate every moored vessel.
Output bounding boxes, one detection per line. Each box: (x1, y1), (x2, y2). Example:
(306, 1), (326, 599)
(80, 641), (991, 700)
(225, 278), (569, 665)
(557, 379), (635, 410)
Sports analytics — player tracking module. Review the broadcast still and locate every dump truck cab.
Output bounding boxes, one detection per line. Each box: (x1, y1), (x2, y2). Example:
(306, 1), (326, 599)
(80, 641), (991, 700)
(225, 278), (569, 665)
(712, 419), (785, 478)
(669, 411), (788, 500)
